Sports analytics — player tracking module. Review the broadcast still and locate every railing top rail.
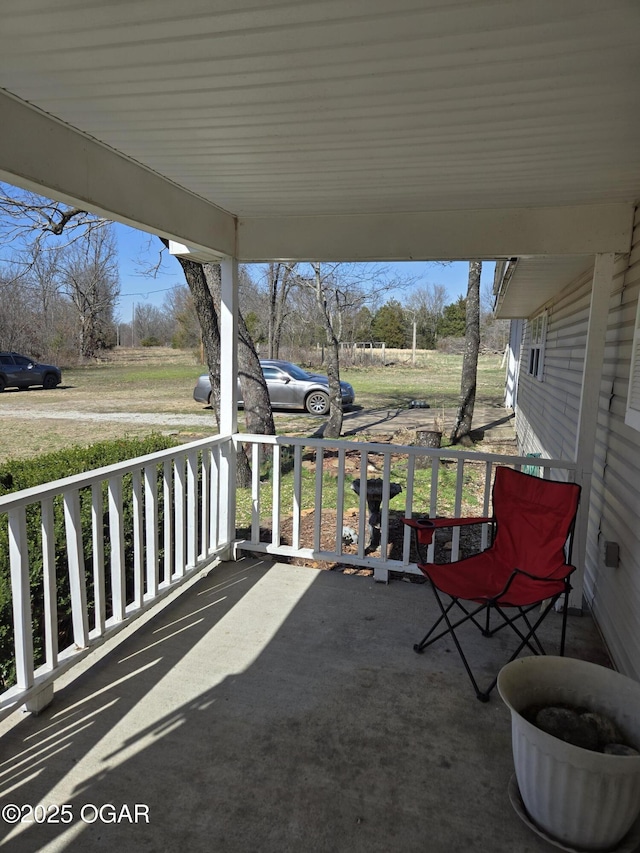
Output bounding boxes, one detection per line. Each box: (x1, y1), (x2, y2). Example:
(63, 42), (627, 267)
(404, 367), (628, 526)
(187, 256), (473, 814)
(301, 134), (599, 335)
(0, 433), (230, 512)
(235, 433), (576, 472)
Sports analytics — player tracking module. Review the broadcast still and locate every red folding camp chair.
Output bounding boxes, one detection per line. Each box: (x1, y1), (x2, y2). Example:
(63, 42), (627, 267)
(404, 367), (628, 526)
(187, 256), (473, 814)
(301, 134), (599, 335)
(403, 466), (581, 701)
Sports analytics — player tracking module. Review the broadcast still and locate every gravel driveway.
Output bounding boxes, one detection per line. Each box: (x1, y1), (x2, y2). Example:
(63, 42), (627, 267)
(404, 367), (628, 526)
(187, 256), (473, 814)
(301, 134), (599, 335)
(0, 408), (214, 426)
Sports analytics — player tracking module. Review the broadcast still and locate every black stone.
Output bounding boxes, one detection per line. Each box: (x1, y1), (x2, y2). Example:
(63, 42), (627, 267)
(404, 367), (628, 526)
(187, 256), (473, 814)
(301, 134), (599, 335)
(535, 706), (599, 751)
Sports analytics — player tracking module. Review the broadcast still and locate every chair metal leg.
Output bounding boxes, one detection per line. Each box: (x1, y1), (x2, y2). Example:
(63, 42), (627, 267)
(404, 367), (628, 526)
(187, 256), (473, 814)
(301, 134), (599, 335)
(420, 581), (495, 701)
(483, 606), (492, 637)
(414, 575), (574, 702)
(559, 584), (571, 655)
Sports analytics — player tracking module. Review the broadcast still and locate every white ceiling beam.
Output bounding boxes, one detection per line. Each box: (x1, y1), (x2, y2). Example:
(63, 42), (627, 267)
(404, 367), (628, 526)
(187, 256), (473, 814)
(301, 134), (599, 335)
(237, 204), (634, 262)
(0, 90), (235, 257)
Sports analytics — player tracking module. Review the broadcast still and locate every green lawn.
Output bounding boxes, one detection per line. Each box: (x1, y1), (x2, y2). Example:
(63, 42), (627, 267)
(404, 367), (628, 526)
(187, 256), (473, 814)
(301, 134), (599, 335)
(340, 350), (505, 410)
(0, 347), (506, 460)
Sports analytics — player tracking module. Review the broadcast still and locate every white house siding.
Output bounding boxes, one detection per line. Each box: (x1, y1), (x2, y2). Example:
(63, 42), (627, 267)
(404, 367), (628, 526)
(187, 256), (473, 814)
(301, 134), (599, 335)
(514, 268), (593, 462)
(514, 207), (640, 679)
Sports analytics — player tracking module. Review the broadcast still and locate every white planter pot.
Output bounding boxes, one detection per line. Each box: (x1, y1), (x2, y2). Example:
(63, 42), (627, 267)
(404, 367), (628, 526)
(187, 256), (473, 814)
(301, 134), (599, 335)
(498, 656), (640, 851)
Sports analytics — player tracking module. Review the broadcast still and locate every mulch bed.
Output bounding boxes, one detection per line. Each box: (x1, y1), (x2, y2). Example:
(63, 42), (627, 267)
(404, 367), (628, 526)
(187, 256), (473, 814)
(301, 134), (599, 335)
(236, 508), (484, 578)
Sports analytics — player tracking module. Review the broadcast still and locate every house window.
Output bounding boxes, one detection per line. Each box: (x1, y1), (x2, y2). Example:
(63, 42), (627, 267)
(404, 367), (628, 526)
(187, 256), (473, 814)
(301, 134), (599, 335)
(625, 296), (640, 431)
(527, 312), (547, 380)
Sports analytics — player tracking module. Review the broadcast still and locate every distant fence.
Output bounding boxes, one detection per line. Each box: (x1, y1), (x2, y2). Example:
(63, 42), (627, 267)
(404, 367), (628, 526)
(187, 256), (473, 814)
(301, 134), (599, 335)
(336, 342), (386, 365)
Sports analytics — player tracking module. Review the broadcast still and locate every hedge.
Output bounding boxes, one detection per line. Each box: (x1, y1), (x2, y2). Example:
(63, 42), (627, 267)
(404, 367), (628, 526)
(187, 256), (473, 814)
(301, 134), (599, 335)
(0, 435), (179, 689)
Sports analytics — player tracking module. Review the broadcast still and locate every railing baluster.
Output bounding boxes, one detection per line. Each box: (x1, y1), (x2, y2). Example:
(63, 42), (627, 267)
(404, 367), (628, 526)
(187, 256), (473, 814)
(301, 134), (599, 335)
(200, 449), (210, 559)
(251, 442), (261, 544)
(174, 456), (186, 578)
(451, 460), (465, 561)
(40, 497), (58, 669)
(209, 446), (219, 550)
(63, 489), (89, 646)
(132, 468), (143, 609)
(272, 444), (282, 548)
(0, 432), (579, 718)
(403, 454), (416, 564)
(481, 461), (493, 551)
(163, 459), (173, 586)
(357, 449), (368, 559)
(428, 457), (439, 562)
(91, 483), (105, 635)
(335, 447), (346, 554)
(0, 434), (232, 718)
(292, 444), (302, 550)
(313, 446), (324, 552)
(8, 507), (34, 690)
(380, 452), (392, 558)
(187, 450), (197, 568)
(144, 465), (159, 600)
(108, 476), (126, 622)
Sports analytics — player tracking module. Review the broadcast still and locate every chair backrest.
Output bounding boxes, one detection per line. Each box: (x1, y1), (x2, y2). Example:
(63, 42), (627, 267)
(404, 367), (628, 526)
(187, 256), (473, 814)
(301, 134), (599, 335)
(491, 467), (581, 577)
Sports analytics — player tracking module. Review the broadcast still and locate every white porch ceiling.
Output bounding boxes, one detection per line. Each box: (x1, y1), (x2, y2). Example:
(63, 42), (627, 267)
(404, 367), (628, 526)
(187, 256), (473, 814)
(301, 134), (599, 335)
(0, 0), (639, 312)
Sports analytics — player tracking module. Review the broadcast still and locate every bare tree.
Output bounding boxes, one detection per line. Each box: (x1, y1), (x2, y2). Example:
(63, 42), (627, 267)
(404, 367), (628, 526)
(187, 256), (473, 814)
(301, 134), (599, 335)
(309, 263), (346, 438)
(0, 184), (108, 254)
(163, 285), (201, 349)
(133, 303), (174, 346)
(265, 262), (299, 358)
(450, 261), (482, 445)
(161, 245), (274, 487)
(282, 262), (415, 435)
(23, 242), (64, 356)
(59, 226), (120, 359)
(479, 278), (510, 352)
(0, 183), (118, 359)
(404, 282), (448, 349)
(0, 266), (34, 351)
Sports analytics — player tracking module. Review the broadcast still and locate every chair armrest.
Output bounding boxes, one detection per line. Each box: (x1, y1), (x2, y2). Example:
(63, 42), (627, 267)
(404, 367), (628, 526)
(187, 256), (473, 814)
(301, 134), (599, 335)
(512, 564), (577, 582)
(403, 515), (493, 546)
(403, 517), (436, 545)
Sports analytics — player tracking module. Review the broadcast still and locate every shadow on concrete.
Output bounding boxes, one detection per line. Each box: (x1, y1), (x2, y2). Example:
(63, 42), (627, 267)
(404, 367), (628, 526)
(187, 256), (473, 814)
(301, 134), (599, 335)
(0, 559), (610, 852)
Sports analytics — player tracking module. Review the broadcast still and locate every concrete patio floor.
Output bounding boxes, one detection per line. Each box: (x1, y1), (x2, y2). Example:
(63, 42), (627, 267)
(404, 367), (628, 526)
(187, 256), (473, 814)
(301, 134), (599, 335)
(0, 558), (613, 853)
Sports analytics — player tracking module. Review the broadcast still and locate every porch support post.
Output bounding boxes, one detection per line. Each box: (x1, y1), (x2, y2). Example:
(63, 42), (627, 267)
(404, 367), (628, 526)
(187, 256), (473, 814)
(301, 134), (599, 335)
(218, 258), (238, 559)
(572, 253), (615, 610)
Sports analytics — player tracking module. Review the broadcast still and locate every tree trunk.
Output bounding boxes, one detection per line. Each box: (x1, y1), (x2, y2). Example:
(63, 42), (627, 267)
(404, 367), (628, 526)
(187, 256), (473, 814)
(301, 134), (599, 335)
(268, 263), (278, 359)
(313, 264), (343, 438)
(167, 250), (258, 486)
(172, 254), (221, 425)
(450, 260), (482, 446)
(267, 262), (296, 359)
(203, 264), (275, 437)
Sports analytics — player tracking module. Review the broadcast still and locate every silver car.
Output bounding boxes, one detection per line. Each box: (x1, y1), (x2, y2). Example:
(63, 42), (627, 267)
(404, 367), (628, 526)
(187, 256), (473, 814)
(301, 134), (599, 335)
(193, 359), (355, 415)
(0, 352), (62, 392)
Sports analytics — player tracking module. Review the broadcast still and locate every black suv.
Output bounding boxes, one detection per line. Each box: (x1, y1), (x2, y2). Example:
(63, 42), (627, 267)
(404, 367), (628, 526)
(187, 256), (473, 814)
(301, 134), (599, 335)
(0, 352), (62, 392)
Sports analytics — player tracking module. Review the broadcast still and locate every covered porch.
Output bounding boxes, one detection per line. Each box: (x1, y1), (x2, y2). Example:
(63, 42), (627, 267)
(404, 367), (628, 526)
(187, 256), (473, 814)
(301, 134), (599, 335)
(0, 1), (639, 848)
(0, 557), (610, 853)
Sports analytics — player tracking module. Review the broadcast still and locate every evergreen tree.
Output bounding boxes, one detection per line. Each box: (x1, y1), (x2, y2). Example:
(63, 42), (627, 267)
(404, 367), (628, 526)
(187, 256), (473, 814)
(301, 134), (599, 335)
(438, 296), (467, 338)
(371, 300), (407, 347)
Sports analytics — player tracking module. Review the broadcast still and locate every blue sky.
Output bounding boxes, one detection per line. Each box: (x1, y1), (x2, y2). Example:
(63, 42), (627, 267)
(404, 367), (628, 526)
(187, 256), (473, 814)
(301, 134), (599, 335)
(113, 222), (496, 323)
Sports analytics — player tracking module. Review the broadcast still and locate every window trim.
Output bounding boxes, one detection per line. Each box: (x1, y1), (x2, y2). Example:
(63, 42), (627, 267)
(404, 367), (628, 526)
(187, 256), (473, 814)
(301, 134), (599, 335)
(527, 311), (547, 381)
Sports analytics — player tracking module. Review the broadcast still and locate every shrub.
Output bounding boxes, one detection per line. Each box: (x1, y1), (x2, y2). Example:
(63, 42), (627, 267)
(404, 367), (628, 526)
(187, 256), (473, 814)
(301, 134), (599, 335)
(0, 435), (178, 689)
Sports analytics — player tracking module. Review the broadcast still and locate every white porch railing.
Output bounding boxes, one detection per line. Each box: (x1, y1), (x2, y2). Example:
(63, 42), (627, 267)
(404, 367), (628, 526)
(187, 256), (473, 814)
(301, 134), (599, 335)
(234, 434), (577, 582)
(0, 431), (576, 719)
(0, 435), (230, 721)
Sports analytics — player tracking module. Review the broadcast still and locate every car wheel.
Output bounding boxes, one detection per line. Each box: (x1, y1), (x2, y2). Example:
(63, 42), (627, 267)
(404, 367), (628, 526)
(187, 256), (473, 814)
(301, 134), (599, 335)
(43, 374), (58, 390)
(305, 390), (329, 415)
(0, 377), (5, 393)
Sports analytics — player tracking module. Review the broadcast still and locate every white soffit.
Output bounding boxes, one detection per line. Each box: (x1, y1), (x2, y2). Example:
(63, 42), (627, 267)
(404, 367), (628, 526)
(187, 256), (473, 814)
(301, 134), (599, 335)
(497, 255), (594, 318)
(0, 0), (638, 233)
